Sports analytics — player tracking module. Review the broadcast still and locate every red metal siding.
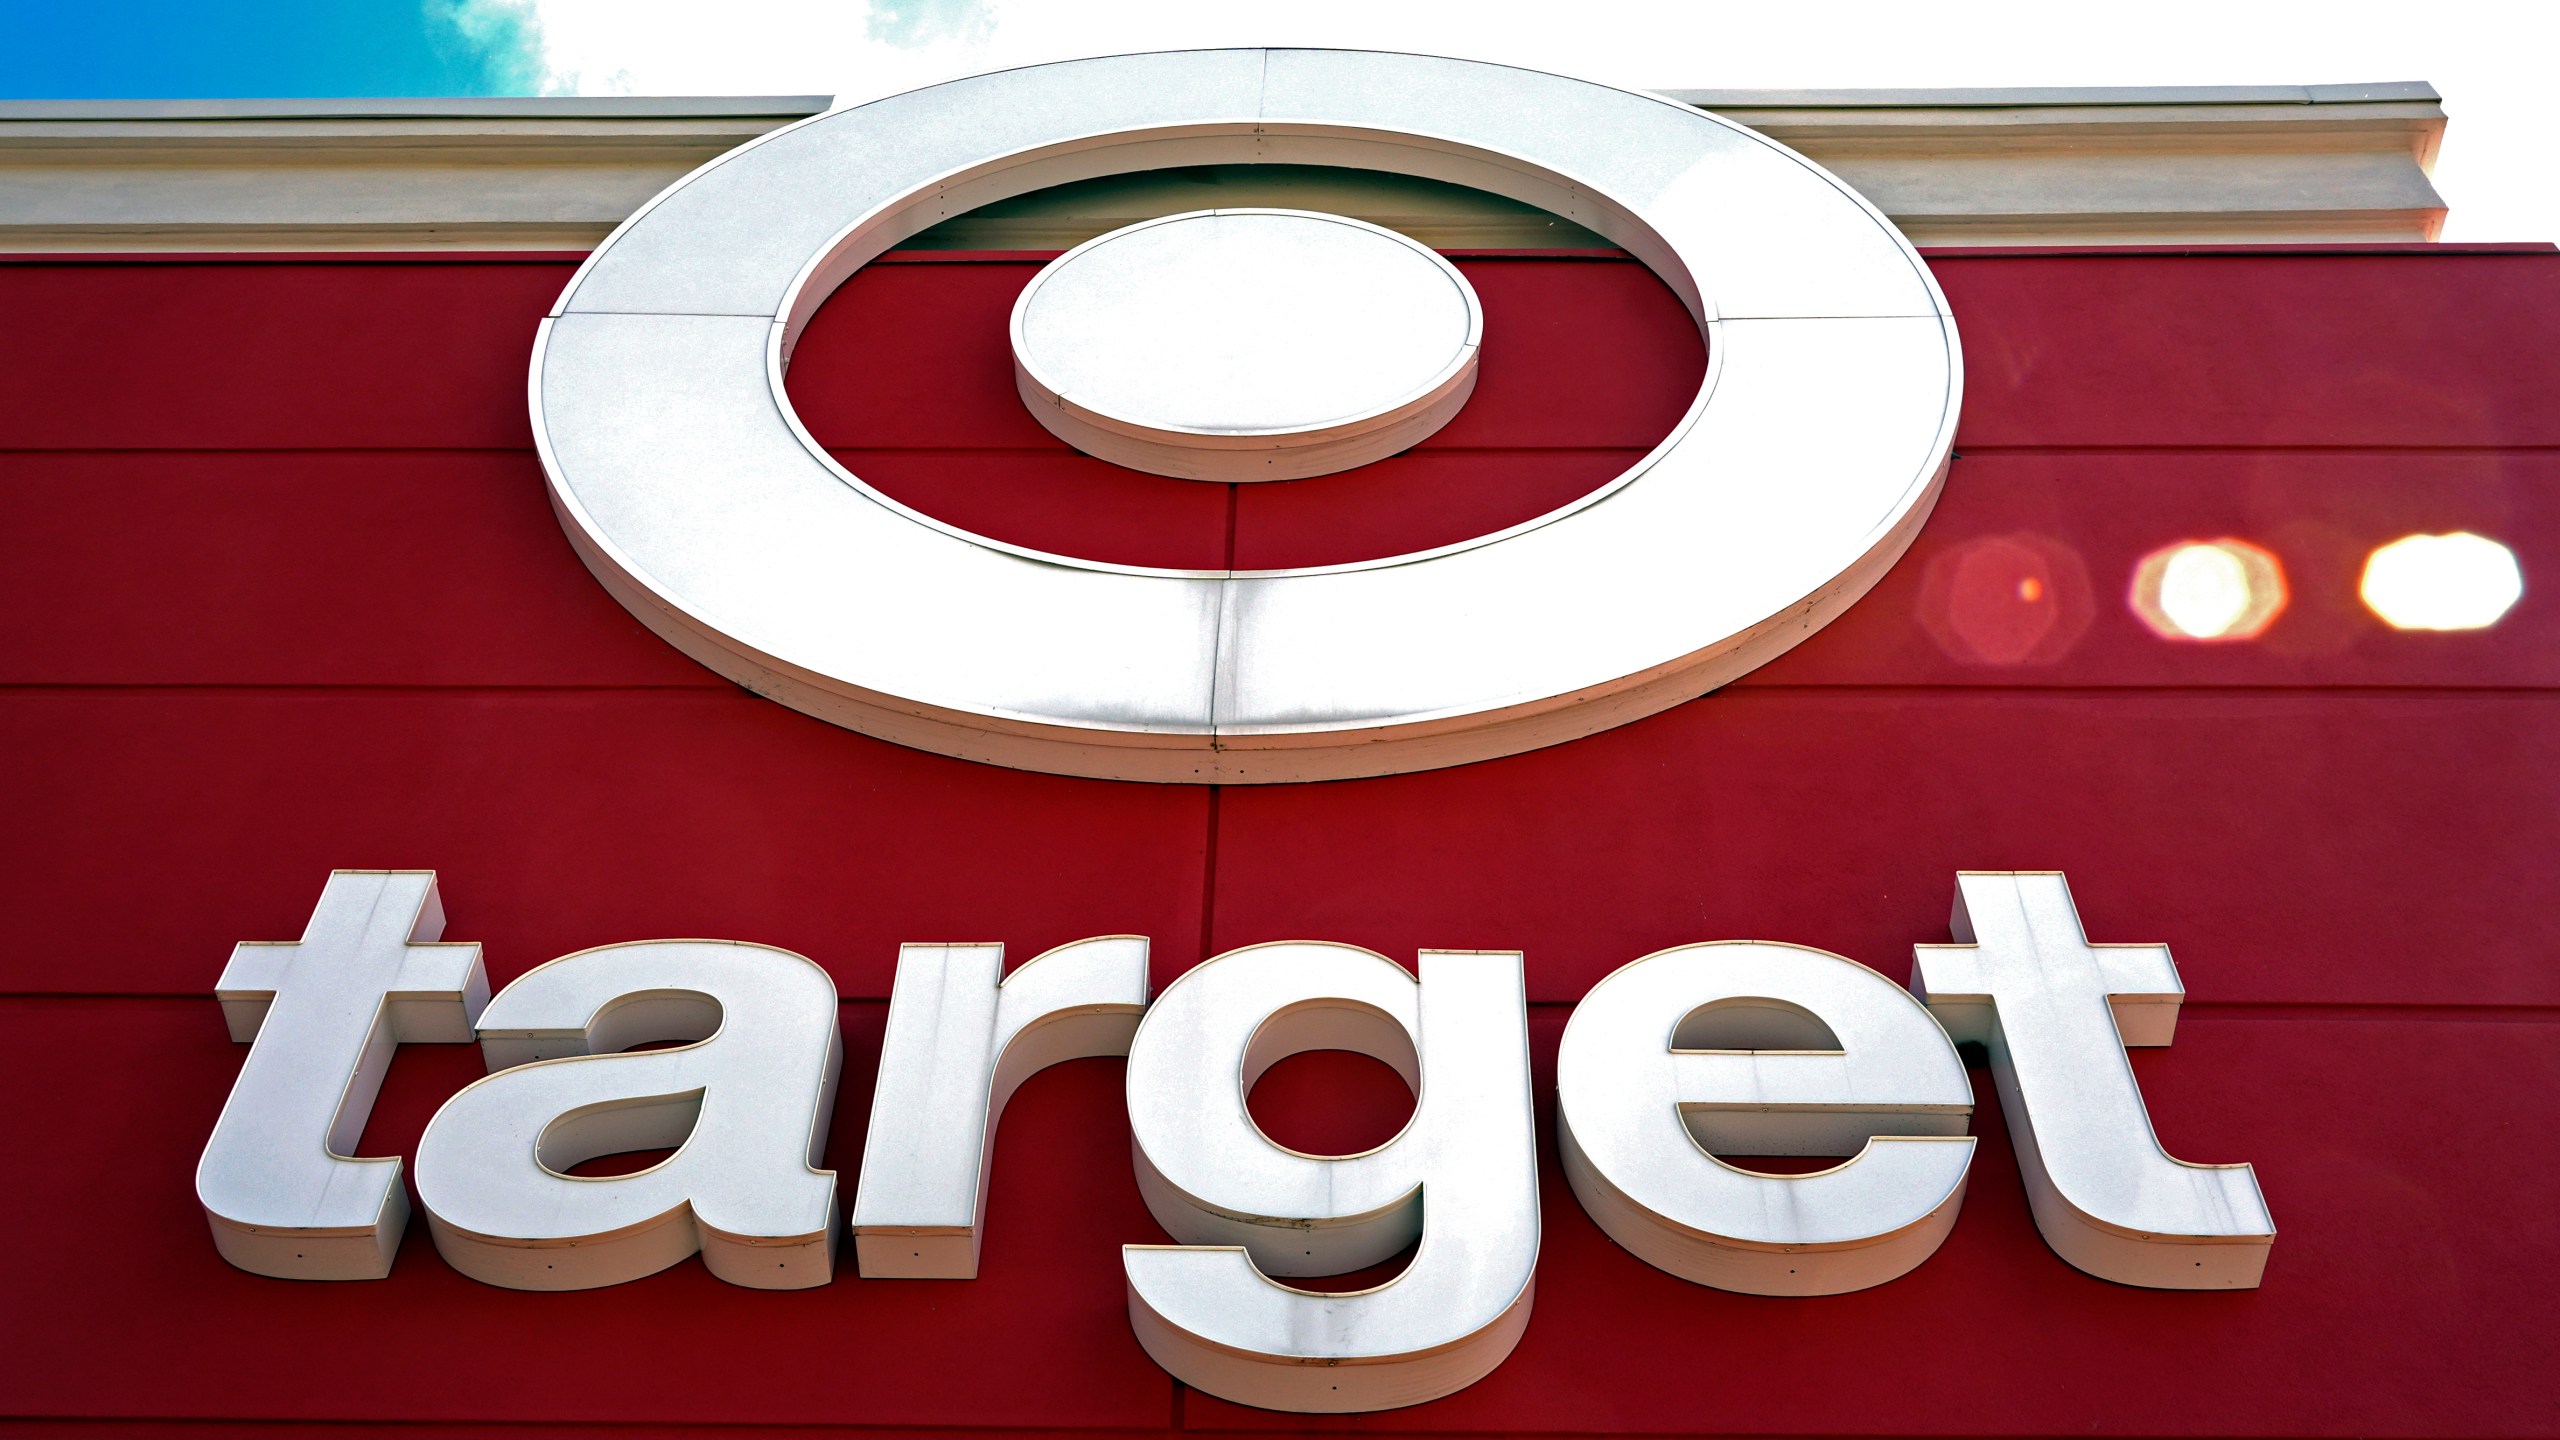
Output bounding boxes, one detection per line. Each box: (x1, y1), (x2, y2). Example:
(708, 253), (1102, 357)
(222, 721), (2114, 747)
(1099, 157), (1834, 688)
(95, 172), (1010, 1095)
(0, 248), (2552, 1438)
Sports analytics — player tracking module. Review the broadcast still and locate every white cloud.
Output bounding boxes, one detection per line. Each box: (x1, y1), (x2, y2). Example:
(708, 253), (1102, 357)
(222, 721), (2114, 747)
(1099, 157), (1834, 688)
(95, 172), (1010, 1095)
(467, 0), (2557, 240)
(865, 0), (995, 49)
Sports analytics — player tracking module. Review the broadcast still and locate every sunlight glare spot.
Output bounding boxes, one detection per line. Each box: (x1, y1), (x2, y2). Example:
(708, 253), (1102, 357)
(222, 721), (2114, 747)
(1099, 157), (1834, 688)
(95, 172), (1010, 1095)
(2360, 533), (2523, 631)
(2130, 539), (2286, 641)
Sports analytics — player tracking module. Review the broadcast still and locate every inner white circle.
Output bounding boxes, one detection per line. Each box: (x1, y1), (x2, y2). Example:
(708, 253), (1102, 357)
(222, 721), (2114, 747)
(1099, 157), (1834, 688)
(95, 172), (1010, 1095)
(1009, 209), (1482, 481)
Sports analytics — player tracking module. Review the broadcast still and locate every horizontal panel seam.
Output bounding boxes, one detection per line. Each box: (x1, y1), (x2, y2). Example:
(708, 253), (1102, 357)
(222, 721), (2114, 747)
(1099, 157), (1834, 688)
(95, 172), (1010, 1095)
(6, 442), (2558, 456)
(0, 446), (545, 458)
(0, 444), (1678, 458)
(0, 683), (735, 694)
(0, 1419), (1183, 1437)
(14, 994), (2559, 1021)
(3, 683), (2555, 698)
(1722, 683), (2560, 696)
(1952, 442), (2560, 455)
(821, 445), (1663, 456)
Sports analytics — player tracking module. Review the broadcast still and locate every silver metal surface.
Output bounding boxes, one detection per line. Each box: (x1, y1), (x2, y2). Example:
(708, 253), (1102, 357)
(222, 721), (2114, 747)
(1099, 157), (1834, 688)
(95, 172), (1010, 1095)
(852, 937), (1150, 1277)
(1556, 942), (1975, 1296)
(1122, 943), (1539, 1412)
(414, 939), (844, 1291)
(533, 48), (1960, 782)
(1913, 873), (2275, 1289)
(1011, 209), (1481, 481)
(196, 871), (488, 1280)
(538, 310), (1225, 768)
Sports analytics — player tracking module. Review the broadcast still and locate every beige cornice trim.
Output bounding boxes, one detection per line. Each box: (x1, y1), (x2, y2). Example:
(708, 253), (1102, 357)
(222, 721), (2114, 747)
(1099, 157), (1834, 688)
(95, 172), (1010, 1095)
(1661, 81), (2441, 107)
(1693, 83), (2445, 244)
(0, 96), (834, 120)
(0, 98), (825, 252)
(0, 85), (2446, 251)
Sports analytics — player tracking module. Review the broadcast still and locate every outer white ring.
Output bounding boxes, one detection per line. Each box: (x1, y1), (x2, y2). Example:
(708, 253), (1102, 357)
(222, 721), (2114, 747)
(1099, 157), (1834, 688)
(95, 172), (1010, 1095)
(531, 48), (1961, 783)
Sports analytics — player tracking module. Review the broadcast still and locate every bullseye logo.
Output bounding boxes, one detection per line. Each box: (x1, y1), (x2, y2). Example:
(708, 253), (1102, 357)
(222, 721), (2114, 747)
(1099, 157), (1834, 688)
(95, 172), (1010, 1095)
(531, 48), (1960, 783)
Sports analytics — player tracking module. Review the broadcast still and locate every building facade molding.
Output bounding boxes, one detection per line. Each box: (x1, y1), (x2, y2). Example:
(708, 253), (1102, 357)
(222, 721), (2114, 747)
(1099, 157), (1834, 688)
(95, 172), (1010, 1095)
(1691, 84), (2446, 245)
(0, 83), (2446, 251)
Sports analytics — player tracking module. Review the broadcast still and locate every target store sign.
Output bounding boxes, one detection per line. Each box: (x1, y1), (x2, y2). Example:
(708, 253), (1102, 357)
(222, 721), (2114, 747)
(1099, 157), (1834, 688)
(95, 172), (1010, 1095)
(200, 869), (2271, 1413)
(195, 51), (2265, 1419)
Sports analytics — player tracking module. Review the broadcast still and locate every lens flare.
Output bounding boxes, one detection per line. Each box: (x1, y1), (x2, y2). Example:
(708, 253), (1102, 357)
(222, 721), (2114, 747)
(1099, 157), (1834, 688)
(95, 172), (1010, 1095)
(2129, 539), (2287, 641)
(2360, 533), (2523, 631)
(1918, 534), (2094, 666)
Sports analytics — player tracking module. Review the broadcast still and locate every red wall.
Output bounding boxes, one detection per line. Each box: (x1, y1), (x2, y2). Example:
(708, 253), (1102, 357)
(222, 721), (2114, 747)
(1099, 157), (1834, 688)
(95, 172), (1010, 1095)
(0, 245), (2554, 1439)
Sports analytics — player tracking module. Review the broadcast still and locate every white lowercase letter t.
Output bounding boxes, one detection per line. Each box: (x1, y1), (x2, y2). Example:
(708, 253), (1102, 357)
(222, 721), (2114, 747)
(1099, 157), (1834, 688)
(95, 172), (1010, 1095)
(197, 870), (488, 1280)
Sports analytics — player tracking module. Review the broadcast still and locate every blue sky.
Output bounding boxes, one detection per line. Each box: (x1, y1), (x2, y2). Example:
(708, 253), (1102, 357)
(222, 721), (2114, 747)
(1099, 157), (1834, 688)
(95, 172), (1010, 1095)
(0, 0), (541, 97)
